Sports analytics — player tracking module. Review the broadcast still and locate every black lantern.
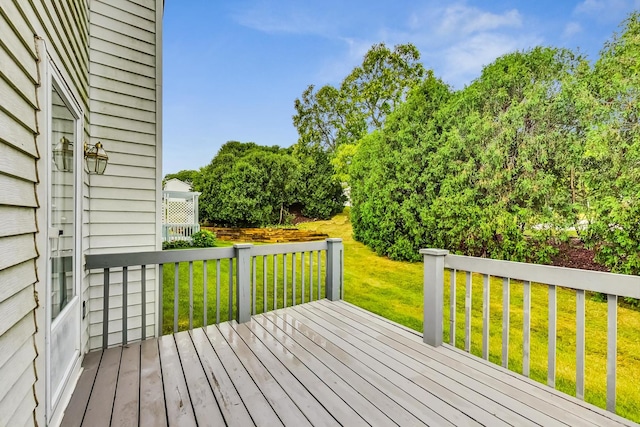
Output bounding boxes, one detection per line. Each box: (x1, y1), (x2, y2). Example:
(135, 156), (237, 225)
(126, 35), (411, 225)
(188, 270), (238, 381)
(84, 142), (109, 175)
(53, 136), (73, 172)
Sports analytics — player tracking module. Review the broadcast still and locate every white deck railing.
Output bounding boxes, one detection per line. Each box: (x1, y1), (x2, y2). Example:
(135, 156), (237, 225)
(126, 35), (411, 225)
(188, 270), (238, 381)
(162, 223), (200, 241)
(421, 249), (640, 414)
(85, 239), (343, 349)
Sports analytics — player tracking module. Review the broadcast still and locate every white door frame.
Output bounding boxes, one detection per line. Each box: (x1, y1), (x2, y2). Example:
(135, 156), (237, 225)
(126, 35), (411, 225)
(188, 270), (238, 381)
(41, 53), (84, 425)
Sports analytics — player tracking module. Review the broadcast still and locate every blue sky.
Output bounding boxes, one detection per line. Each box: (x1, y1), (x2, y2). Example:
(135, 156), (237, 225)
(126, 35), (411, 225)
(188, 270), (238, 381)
(162, 0), (640, 175)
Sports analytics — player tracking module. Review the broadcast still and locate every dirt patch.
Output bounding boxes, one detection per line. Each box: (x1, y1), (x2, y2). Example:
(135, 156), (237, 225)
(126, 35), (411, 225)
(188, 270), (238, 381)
(549, 238), (609, 272)
(201, 227), (328, 243)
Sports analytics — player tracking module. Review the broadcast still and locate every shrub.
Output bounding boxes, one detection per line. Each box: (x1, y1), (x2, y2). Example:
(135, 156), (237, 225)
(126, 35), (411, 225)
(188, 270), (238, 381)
(191, 230), (216, 248)
(162, 240), (192, 250)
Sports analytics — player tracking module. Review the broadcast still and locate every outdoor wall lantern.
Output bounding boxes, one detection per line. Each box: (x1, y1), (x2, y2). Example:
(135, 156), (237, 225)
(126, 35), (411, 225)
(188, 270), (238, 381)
(84, 141), (109, 175)
(53, 136), (73, 172)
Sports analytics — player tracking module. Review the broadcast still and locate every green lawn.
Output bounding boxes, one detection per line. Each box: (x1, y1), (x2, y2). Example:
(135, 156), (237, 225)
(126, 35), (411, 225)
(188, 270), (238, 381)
(162, 240), (326, 333)
(162, 210), (639, 422)
(298, 210), (640, 423)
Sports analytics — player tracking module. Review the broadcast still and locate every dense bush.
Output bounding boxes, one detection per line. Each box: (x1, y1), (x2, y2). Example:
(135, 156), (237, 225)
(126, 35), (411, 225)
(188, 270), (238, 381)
(350, 12), (640, 271)
(195, 141), (344, 227)
(351, 48), (584, 263)
(191, 230), (216, 248)
(162, 240), (192, 250)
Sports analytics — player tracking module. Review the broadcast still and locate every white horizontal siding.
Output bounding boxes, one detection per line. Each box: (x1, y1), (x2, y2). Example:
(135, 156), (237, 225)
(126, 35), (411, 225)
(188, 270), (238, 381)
(0, 337), (37, 404)
(90, 24), (155, 56)
(91, 36), (155, 68)
(0, 207), (37, 238)
(90, 74), (156, 101)
(0, 174), (38, 207)
(0, 286), (37, 337)
(0, 14), (39, 427)
(87, 0), (160, 351)
(0, 108), (38, 157)
(0, 46), (38, 108)
(90, 210), (156, 224)
(91, 110), (156, 133)
(0, 360), (37, 427)
(91, 87), (156, 112)
(0, 143), (37, 182)
(90, 101), (156, 125)
(0, 234), (37, 272)
(2, 0), (91, 424)
(91, 1), (154, 31)
(0, 75), (37, 132)
(0, 2), (38, 58)
(0, 261), (37, 303)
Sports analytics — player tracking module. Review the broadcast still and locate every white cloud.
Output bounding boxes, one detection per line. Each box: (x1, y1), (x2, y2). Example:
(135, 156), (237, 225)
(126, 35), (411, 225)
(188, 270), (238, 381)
(315, 37), (376, 83)
(437, 5), (522, 36)
(574, 0), (640, 22)
(236, 1), (542, 88)
(232, 4), (333, 36)
(563, 22), (583, 38)
(396, 3), (537, 87)
(439, 32), (541, 87)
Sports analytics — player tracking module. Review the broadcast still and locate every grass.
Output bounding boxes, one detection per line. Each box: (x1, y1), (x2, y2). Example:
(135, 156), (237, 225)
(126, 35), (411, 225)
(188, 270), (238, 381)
(298, 210), (640, 423)
(162, 240), (326, 334)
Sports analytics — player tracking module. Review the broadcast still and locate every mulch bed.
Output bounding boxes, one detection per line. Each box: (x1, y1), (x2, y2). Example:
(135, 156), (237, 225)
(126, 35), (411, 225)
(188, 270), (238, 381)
(549, 238), (609, 272)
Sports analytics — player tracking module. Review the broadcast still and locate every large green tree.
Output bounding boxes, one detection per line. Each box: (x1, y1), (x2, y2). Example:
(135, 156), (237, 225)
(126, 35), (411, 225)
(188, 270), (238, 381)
(581, 12), (640, 274)
(351, 47), (585, 262)
(197, 141), (344, 227)
(293, 43), (425, 184)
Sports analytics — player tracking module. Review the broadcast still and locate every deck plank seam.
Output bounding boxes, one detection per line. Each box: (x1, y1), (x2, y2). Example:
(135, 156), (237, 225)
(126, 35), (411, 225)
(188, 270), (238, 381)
(309, 303), (529, 426)
(230, 321), (344, 427)
(291, 304), (486, 426)
(312, 302), (573, 427)
(220, 322), (314, 426)
(109, 347), (124, 427)
(183, 330), (230, 426)
(256, 313), (415, 427)
(154, 338), (170, 426)
(79, 350), (105, 427)
(205, 324), (286, 426)
(325, 301), (623, 427)
(246, 317), (376, 426)
(267, 309), (426, 426)
(282, 306), (459, 426)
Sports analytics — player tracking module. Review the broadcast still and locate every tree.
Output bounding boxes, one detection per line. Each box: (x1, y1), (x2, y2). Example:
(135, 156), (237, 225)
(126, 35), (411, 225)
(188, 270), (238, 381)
(581, 12), (640, 274)
(351, 47), (585, 263)
(292, 43), (425, 153)
(350, 72), (452, 260)
(293, 144), (345, 218)
(163, 169), (200, 186)
(197, 141), (345, 227)
(292, 84), (361, 152)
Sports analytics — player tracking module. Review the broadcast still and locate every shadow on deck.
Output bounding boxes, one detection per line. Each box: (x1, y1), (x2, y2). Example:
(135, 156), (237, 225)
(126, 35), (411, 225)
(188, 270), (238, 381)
(61, 300), (634, 427)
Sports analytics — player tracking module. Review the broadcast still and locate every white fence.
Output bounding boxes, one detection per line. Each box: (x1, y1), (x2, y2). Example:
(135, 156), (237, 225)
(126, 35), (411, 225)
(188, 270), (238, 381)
(421, 249), (640, 414)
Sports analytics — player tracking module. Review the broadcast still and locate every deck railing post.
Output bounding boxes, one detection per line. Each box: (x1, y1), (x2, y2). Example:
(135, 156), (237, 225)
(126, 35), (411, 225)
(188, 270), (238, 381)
(420, 248), (449, 347)
(326, 238), (343, 301)
(235, 243), (253, 323)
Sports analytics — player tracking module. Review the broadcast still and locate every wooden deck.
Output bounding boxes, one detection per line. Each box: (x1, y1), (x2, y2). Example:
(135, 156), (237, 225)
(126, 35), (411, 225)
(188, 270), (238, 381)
(61, 300), (636, 426)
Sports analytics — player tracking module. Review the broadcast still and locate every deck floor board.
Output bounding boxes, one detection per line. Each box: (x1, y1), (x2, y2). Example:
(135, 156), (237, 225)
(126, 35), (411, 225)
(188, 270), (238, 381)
(61, 300), (638, 427)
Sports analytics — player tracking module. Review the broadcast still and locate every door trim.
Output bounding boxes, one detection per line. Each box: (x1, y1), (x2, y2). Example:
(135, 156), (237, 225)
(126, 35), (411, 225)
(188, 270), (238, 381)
(40, 52), (85, 424)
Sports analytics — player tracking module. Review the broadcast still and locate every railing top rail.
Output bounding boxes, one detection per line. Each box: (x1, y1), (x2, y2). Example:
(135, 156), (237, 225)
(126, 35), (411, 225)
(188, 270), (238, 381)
(250, 240), (328, 256)
(85, 246), (236, 269)
(444, 254), (640, 298)
(85, 239), (339, 270)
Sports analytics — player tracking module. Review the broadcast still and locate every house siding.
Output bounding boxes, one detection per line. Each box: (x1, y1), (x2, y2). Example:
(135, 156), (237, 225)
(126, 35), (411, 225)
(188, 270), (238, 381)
(0, 0), (45, 423)
(0, 0), (160, 424)
(88, 0), (160, 350)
